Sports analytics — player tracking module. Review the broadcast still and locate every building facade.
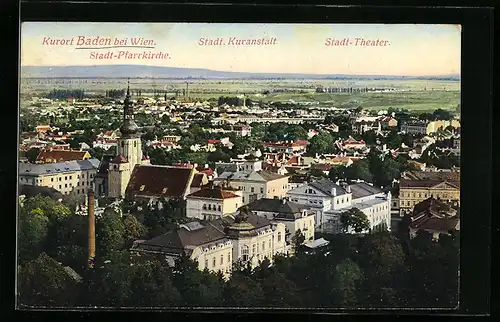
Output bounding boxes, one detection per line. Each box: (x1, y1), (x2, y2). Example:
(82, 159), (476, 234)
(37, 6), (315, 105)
(19, 159), (99, 200)
(186, 185), (243, 220)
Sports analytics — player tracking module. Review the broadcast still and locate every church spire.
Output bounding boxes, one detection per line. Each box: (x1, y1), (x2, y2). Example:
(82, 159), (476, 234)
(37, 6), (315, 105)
(120, 77), (139, 137)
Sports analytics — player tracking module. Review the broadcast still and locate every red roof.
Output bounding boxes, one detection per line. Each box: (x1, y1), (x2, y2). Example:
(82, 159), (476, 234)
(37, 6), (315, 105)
(208, 139), (221, 144)
(36, 150), (89, 163)
(111, 154), (128, 164)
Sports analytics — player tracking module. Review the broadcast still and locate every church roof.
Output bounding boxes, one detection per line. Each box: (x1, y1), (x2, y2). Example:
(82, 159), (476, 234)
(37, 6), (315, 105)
(111, 154), (128, 164)
(126, 165), (194, 199)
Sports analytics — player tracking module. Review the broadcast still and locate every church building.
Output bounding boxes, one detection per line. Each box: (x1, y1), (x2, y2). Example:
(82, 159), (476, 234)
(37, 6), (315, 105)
(97, 81), (150, 199)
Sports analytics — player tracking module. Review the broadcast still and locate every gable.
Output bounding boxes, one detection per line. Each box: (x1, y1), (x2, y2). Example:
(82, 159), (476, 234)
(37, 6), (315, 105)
(430, 181), (460, 190)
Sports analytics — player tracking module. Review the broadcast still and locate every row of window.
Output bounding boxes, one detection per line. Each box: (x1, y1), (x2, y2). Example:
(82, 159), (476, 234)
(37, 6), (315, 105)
(202, 204), (222, 211)
(204, 251), (232, 269)
(401, 191), (457, 199)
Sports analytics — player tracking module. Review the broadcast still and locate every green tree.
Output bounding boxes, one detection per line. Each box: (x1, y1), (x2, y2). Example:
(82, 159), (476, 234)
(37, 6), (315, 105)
(308, 132), (334, 155)
(328, 166), (347, 181)
(339, 208), (370, 233)
(332, 258), (364, 306)
(26, 148), (40, 163)
(291, 229), (306, 253)
(344, 159), (372, 183)
(18, 207), (50, 262)
(123, 215), (147, 247)
(17, 253), (82, 307)
(96, 209), (125, 257)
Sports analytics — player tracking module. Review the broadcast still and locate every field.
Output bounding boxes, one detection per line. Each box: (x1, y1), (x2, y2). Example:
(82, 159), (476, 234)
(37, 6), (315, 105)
(20, 78), (460, 112)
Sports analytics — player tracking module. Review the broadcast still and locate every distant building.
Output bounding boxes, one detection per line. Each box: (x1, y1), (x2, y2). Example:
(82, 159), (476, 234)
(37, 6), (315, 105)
(36, 150), (91, 164)
(399, 170), (460, 216)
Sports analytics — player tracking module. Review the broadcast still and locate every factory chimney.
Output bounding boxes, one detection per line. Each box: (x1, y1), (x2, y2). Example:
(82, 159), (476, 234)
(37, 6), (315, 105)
(87, 189), (96, 269)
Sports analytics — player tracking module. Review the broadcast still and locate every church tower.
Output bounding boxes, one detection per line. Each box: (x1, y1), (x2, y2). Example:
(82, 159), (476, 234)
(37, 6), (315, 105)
(108, 79), (149, 199)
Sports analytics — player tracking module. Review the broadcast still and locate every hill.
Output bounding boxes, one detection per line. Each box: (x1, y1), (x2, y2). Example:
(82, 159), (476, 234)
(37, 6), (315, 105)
(21, 65), (460, 81)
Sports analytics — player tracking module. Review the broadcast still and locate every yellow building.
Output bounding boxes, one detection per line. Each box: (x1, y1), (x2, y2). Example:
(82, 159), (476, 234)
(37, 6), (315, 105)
(214, 159), (289, 205)
(186, 185), (243, 220)
(130, 208), (288, 278)
(399, 171), (460, 216)
(18, 159), (100, 199)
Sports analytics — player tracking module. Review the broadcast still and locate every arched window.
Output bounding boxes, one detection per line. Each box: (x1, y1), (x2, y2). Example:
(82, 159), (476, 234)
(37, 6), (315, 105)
(241, 246), (249, 261)
(134, 141), (137, 147)
(277, 232), (282, 242)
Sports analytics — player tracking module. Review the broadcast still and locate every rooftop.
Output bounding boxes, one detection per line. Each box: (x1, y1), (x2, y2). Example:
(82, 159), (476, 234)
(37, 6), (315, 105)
(19, 158), (100, 176)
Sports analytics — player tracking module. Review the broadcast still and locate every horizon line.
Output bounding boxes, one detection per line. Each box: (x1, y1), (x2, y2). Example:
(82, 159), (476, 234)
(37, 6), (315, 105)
(21, 64), (461, 78)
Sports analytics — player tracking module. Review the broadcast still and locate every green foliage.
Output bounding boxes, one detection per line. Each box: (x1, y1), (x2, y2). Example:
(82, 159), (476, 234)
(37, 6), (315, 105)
(123, 215), (148, 247)
(96, 209), (125, 257)
(340, 208), (370, 233)
(26, 148), (40, 163)
(344, 159), (373, 183)
(17, 253), (82, 308)
(308, 132), (335, 155)
(18, 207), (50, 262)
(333, 258), (364, 307)
(291, 229), (306, 253)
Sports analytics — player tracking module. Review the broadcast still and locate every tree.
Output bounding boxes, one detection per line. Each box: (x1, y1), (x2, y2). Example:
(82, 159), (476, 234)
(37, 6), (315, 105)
(339, 208), (370, 233)
(96, 209), (125, 257)
(308, 132), (334, 155)
(26, 148), (40, 163)
(291, 229), (306, 253)
(332, 258), (364, 306)
(328, 166), (346, 181)
(432, 108), (453, 121)
(17, 253), (82, 307)
(344, 159), (372, 183)
(18, 207), (50, 262)
(123, 215), (147, 247)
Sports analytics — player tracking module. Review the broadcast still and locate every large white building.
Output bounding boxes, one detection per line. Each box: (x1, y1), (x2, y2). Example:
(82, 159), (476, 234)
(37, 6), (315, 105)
(19, 159), (100, 200)
(286, 179), (391, 234)
(246, 198), (316, 244)
(130, 207), (288, 278)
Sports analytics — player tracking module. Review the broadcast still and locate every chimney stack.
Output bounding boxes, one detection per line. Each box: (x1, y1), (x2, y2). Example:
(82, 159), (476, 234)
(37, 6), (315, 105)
(331, 188), (337, 196)
(87, 189), (96, 269)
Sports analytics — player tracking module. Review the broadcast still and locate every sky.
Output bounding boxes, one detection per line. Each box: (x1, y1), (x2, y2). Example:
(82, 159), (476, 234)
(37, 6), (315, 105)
(21, 23), (461, 76)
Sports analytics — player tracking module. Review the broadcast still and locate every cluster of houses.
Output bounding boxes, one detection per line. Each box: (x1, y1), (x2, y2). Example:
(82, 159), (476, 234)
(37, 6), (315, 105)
(19, 86), (461, 277)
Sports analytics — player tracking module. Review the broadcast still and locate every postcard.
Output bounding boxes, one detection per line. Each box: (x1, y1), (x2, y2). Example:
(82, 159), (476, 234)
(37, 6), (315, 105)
(18, 22), (461, 310)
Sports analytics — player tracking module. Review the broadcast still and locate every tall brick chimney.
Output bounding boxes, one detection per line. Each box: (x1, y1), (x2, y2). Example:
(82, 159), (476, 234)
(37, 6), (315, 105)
(87, 189), (96, 269)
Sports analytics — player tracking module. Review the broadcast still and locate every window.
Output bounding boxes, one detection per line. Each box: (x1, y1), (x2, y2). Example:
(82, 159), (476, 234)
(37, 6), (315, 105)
(228, 252), (231, 263)
(51, 178), (54, 182)
(213, 257), (216, 268)
(203, 204), (207, 210)
(82, 174), (85, 179)
(218, 205), (221, 211)
(205, 258), (208, 268)
(220, 254), (224, 265)
(59, 177), (61, 181)
(69, 176), (72, 180)
(208, 204), (212, 210)
(262, 241), (265, 251)
(77, 189), (80, 194)
(65, 184), (68, 188)
(260, 187), (264, 193)
(134, 141), (137, 147)
(242, 246), (249, 261)
(252, 244), (256, 255)
(58, 185), (61, 189)
(278, 232), (282, 242)
(242, 197), (245, 203)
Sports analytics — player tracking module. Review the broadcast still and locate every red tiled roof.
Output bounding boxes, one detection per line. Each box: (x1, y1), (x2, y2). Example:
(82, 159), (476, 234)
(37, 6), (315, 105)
(36, 150), (89, 163)
(188, 187), (240, 199)
(208, 139), (221, 144)
(126, 165), (194, 199)
(111, 154), (128, 164)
